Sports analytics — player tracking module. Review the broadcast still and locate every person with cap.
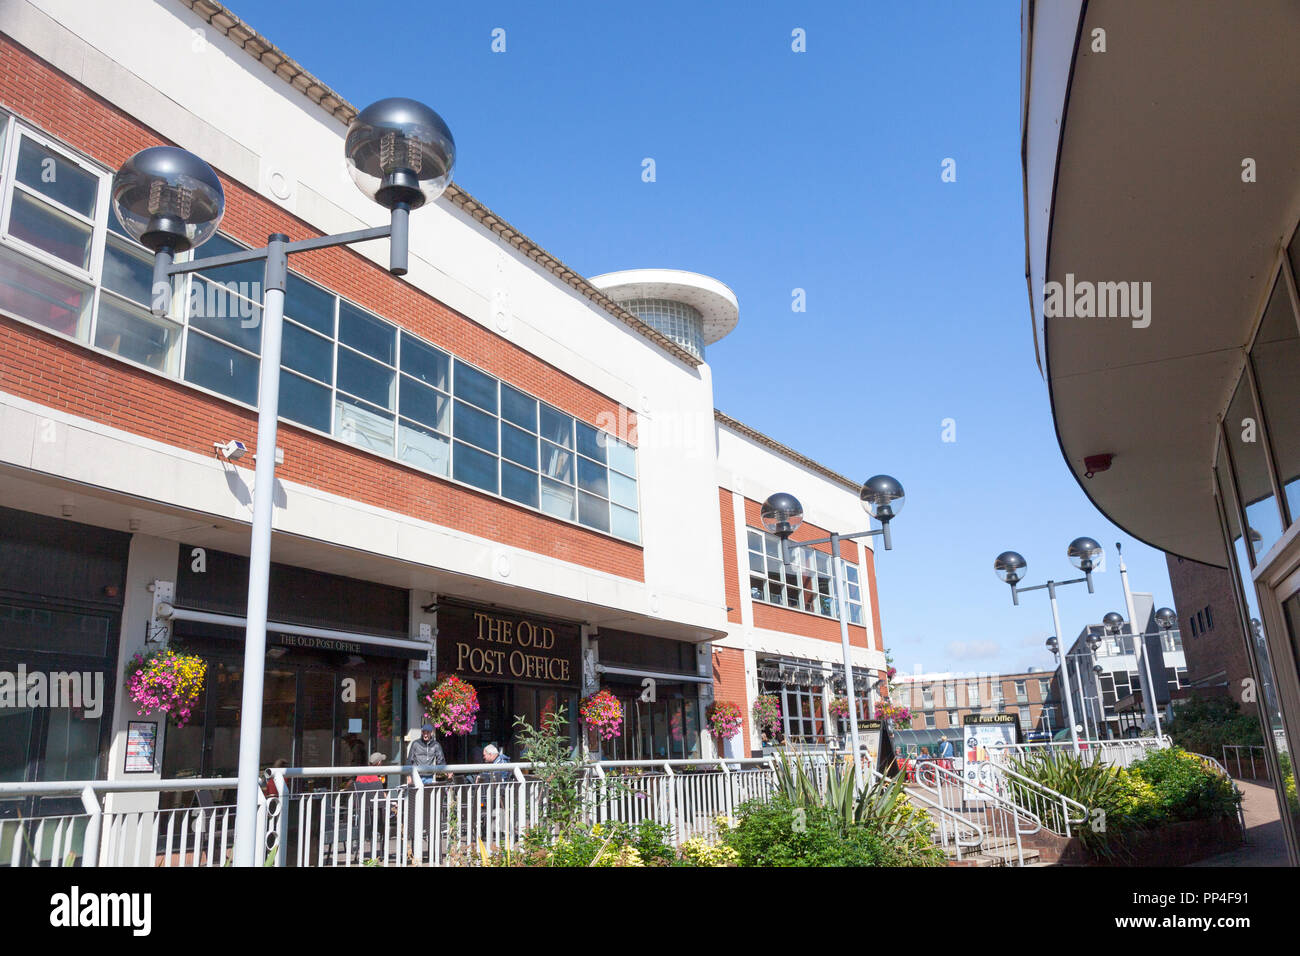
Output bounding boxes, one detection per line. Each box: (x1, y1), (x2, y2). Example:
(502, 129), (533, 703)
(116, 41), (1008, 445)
(356, 752), (387, 786)
(406, 723), (445, 852)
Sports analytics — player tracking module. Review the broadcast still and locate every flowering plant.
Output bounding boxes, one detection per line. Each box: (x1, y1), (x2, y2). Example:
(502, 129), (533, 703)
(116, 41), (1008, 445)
(421, 675), (479, 735)
(829, 697), (852, 720)
(579, 689), (623, 740)
(126, 648), (206, 728)
(874, 700), (910, 724)
(753, 694), (782, 742)
(707, 700), (744, 740)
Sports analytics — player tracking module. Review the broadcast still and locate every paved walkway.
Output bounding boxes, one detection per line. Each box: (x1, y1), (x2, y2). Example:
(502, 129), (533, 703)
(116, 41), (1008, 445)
(1187, 777), (1289, 866)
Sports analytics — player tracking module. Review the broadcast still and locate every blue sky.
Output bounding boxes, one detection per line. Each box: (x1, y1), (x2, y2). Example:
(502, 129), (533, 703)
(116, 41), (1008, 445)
(232, 1), (1177, 676)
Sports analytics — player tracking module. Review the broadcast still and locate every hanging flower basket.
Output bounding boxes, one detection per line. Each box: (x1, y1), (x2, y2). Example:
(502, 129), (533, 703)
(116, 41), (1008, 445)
(874, 700), (910, 724)
(829, 697), (852, 720)
(579, 689), (623, 740)
(708, 700), (744, 740)
(752, 694), (782, 742)
(125, 647), (206, 728)
(421, 675), (479, 736)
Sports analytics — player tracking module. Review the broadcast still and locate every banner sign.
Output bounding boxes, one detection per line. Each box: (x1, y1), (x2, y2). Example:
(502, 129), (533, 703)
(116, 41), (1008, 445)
(962, 713), (1020, 802)
(437, 603), (581, 689)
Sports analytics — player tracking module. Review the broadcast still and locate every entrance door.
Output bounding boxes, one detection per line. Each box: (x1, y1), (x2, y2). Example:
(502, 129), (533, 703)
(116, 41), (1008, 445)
(443, 684), (507, 765)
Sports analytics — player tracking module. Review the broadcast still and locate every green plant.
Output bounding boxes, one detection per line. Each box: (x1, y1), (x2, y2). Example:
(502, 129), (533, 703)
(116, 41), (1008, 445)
(1167, 696), (1262, 755)
(514, 706), (585, 838)
(1127, 747), (1240, 823)
(678, 837), (739, 867)
(722, 796), (935, 866)
(1279, 752), (1299, 815)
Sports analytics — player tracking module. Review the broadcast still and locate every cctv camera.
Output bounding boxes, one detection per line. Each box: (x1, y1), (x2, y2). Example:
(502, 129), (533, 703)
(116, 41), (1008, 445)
(215, 439), (247, 460)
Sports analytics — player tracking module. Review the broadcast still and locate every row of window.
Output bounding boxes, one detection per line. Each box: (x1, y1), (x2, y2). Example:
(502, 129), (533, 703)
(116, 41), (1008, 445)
(745, 528), (865, 624)
(1188, 605), (1214, 637)
(905, 678), (1051, 711)
(0, 113), (641, 543)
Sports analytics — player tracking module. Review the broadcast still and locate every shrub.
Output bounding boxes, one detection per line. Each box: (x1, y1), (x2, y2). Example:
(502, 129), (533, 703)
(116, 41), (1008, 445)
(723, 797), (892, 866)
(1279, 753), (1299, 814)
(1127, 747), (1240, 823)
(679, 837), (739, 867)
(1167, 696), (1262, 755)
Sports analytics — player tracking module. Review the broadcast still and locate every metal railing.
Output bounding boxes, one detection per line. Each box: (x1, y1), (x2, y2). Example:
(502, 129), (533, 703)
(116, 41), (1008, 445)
(1222, 745), (1268, 779)
(914, 759), (1041, 866)
(0, 778), (248, 867)
(990, 736), (1170, 769)
(995, 763), (1089, 837)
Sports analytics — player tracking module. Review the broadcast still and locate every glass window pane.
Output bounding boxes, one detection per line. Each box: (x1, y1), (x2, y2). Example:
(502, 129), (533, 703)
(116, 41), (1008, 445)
(16, 138), (97, 217)
(502, 461), (539, 508)
(8, 191), (92, 268)
(453, 361), (497, 413)
(398, 418), (449, 476)
(335, 395), (394, 455)
(400, 332), (449, 391)
(609, 470), (637, 509)
(337, 348), (395, 409)
(102, 236), (153, 306)
(540, 477), (574, 520)
(540, 441), (573, 483)
(453, 440), (497, 493)
(285, 273), (335, 336)
(282, 320), (333, 383)
(501, 383), (538, 432)
(848, 605), (863, 625)
(453, 399), (498, 453)
(502, 422), (538, 469)
(747, 530), (762, 552)
(338, 300), (394, 364)
(184, 332), (258, 405)
(193, 234), (263, 288)
(577, 457), (608, 497)
(611, 505), (639, 542)
(278, 368), (331, 432)
(1226, 373), (1284, 560)
(94, 297), (179, 373)
(608, 438), (636, 476)
(0, 244), (91, 338)
(399, 375), (450, 431)
(578, 491), (609, 532)
(189, 276), (262, 353)
(576, 421), (606, 463)
(540, 405), (573, 448)
(1250, 277), (1300, 525)
(748, 551), (764, 573)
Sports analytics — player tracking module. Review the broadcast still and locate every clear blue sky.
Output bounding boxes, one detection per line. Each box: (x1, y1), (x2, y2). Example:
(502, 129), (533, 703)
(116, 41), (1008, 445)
(231, 0), (1177, 677)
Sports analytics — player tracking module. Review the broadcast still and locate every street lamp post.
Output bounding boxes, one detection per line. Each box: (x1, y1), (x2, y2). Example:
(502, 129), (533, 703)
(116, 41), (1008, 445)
(1102, 606), (1174, 738)
(759, 475), (904, 765)
(112, 98), (456, 866)
(993, 536), (1103, 751)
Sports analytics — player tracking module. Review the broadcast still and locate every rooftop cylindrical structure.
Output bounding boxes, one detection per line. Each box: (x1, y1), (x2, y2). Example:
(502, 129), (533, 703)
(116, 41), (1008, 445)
(590, 269), (739, 360)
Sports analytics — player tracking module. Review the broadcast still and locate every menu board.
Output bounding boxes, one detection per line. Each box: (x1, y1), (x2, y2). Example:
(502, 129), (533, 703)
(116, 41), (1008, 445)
(124, 721), (157, 773)
(962, 714), (1019, 802)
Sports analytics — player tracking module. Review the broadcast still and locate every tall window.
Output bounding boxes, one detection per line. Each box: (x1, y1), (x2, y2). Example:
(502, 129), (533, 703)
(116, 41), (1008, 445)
(944, 684), (957, 708)
(0, 113), (641, 543)
(1038, 678), (1051, 699)
(966, 681), (980, 707)
(746, 529), (865, 623)
(1014, 680), (1027, 703)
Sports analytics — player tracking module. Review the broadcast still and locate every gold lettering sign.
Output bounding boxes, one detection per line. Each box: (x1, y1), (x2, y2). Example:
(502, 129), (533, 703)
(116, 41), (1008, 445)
(445, 607), (578, 688)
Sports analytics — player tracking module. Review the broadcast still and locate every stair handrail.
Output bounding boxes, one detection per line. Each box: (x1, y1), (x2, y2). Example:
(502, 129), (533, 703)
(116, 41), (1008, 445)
(992, 763), (1089, 837)
(861, 764), (983, 860)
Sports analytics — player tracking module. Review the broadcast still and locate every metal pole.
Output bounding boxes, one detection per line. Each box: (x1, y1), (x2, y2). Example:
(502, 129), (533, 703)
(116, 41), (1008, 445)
(1047, 582), (1081, 751)
(233, 233), (289, 867)
(830, 533), (861, 768)
(1116, 545), (1157, 730)
(1141, 631), (1165, 738)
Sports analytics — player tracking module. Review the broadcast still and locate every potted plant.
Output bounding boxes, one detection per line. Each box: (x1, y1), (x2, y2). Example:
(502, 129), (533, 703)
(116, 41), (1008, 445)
(829, 697), (852, 720)
(420, 674), (479, 735)
(579, 689), (623, 741)
(753, 694), (782, 743)
(708, 700), (744, 744)
(125, 646), (207, 728)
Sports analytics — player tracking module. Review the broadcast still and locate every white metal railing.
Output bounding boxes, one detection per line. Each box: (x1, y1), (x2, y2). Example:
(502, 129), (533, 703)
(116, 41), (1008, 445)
(994, 763), (1088, 837)
(1222, 744), (1268, 779)
(0, 777), (248, 868)
(914, 759), (1040, 866)
(990, 736), (1170, 770)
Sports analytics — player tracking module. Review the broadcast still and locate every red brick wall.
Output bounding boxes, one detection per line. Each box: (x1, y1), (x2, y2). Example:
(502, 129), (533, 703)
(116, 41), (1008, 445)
(718, 488), (742, 624)
(711, 646), (751, 755)
(741, 496), (870, 647)
(1167, 553), (1251, 698)
(0, 37), (643, 581)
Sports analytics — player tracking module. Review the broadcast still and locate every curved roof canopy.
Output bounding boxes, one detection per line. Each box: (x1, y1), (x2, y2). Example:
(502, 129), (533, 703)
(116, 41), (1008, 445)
(589, 269), (740, 345)
(1022, 0), (1300, 566)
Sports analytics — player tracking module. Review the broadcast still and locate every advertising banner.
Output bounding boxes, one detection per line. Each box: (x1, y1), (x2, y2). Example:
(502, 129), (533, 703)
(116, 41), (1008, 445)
(962, 713), (1020, 802)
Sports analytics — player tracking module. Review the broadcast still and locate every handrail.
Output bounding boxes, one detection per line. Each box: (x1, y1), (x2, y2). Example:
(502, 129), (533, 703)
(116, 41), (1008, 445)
(914, 760), (1040, 866)
(993, 762), (1088, 837)
(862, 765), (982, 858)
(916, 761), (1041, 838)
(1189, 752), (1246, 834)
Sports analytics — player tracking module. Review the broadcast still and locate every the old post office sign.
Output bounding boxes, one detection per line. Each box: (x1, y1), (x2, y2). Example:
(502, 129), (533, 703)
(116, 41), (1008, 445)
(437, 603), (580, 688)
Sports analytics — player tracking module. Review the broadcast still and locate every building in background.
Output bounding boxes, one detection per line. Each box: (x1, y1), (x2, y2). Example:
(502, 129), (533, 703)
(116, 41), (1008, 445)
(896, 669), (1057, 736)
(0, 0), (887, 813)
(1022, 0), (1300, 862)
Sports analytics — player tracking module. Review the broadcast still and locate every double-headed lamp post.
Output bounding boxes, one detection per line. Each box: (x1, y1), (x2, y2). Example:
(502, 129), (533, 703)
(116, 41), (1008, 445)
(993, 536), (1103, 751)
(112, 98), (455, 867)
(759, 475), (904, 765)
(1101, 607), (1175, 738)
